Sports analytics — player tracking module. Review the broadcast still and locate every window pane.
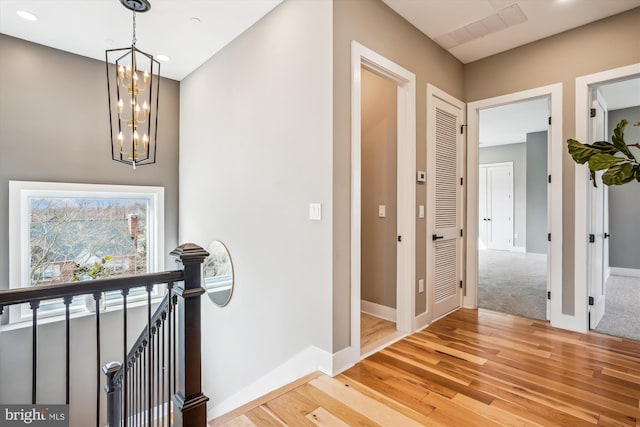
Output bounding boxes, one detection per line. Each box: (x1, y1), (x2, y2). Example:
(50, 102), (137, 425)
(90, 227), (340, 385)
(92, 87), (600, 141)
(29, 197), (149, 287)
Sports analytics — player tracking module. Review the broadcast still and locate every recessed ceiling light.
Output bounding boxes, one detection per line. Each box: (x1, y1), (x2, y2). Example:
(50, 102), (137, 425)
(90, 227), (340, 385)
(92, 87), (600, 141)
(16, 10), (38, 21)
(156, 54), (170, 62)
(190, 17), (201, 24)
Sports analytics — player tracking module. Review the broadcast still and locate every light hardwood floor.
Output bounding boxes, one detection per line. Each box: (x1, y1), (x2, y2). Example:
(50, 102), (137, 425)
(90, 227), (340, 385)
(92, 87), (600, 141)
(212, 308), (640, 426)
(360, 313), (400, 356)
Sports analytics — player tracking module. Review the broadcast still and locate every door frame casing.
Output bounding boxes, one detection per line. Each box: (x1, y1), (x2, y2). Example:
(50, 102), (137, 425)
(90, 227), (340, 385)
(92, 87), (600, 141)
(349, 41), (416, 364)
(575, 63), (640, 332)
(466, 84), (562, 326)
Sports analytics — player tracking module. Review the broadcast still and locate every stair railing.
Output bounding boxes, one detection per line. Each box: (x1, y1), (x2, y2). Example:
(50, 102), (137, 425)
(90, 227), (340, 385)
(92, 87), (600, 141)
(0, 243), (210, 427)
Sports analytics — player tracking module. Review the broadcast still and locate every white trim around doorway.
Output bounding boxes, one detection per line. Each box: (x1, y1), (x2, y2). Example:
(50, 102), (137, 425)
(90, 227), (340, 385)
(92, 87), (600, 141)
(346, 41), (416, 369)
(466, 84), (562, 327)
(574, 63), (640, 333)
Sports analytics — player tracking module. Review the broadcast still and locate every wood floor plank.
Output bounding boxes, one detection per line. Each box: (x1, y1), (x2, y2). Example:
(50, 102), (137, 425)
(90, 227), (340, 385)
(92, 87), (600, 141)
(310, 375), (426, 427)
(211, 308), (640, 426)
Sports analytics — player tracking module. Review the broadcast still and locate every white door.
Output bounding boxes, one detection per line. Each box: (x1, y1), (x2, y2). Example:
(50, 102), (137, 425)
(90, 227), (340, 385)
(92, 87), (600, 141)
(479, 163), (513, 251)
(589, 93), (608, 329)
(428, 90), (464, 319)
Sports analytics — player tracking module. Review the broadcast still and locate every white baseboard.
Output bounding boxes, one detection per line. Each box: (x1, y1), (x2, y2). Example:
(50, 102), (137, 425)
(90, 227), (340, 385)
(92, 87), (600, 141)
(208, 346), (332, 420)
(610, 267), (640, 278)
(512, 246), (526, 253)
(331, 345), (357, 375)
(415, 310), (430, 331)
(361, 300), (396, 322)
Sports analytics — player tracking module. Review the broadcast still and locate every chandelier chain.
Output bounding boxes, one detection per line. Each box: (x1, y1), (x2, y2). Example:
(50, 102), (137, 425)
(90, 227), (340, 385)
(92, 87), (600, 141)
(132, 10), (137, 47)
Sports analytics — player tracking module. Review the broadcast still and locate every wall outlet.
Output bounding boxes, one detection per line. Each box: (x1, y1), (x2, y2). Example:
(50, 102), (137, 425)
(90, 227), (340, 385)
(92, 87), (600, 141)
(418, 278), (424, 293)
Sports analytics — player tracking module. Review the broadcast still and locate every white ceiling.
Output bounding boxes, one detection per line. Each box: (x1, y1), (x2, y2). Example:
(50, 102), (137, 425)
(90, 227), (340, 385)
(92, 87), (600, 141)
(479, 98), (549, 147)
(382, 0), (640, 64)
(1, 0), (637, 144)
(0, 0), (283, 81)
(1, 0), (638, 81)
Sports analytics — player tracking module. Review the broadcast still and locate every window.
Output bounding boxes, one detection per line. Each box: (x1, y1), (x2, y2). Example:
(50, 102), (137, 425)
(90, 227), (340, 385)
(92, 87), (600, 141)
(9, 181), (164, 322)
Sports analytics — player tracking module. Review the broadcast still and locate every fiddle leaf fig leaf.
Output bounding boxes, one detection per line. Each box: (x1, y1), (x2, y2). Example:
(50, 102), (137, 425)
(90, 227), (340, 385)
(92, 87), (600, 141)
(587, 153), (625, 171)
(590, 140), (619, 155)
(602, 162), (635, 186)
(611, 119), (635, 160)
(567, 139), (600, 164)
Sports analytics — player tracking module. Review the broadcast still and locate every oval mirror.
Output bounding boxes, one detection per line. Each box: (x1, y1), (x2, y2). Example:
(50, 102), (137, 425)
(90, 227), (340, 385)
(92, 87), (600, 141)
(203, 240), (234, 307)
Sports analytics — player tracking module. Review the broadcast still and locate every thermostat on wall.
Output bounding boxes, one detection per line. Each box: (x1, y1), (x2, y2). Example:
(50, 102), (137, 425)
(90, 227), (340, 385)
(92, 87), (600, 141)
(417, 171), (426, 183)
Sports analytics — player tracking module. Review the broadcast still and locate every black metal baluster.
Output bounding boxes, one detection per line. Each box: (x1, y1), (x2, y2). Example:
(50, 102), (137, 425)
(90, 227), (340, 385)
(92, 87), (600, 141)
(167, 284), (172, 420)
(122, 289), (129, 427)
(172, 294), (177, 395)
(95, 293), (102, 427)
(142, 344), (146, 426)
(156, 319), (161, 426)
(30, 301), (39, 404)
(161, 311), (166, 427)
(146, 285), (153, 427)
(64, 297), (72, 405)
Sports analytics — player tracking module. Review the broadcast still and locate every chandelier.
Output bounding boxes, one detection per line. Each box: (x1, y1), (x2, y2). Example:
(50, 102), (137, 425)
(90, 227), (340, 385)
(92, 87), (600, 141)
(106, 0), (159, 168)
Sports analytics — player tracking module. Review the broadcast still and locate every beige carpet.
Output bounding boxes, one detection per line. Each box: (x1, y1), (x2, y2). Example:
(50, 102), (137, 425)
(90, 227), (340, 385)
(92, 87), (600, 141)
(478, 249), (547, 320)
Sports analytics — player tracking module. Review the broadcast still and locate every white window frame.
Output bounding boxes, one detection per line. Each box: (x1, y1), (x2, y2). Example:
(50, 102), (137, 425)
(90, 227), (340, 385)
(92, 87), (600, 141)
(9, 181), (165, 324)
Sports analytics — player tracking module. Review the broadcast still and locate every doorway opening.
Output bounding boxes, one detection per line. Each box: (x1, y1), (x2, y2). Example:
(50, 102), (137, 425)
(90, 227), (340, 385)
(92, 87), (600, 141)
(477, 98), (549, 321)
(466, 83), (563, 328)
(350, 41), (416, 362)
(359, 67), (403, 354)
(584, 77), (640, 340)
(575, 64), (640, 335)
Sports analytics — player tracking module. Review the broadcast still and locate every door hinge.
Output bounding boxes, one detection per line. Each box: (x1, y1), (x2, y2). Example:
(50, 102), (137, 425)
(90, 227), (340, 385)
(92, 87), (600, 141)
(547, 233), (551, 242)
(548, 174), (551, 183)
(588, 296), (594, 306)
(590, 108), (596, 118)
(460, 177), (464, 186)
(547, 291), (551, 300)
(460, 229), (463, 237)
(460, 280), (463, 289)
(460, 124), (466, 134)
(548, 116), (552, 125)
(588, 234), (595, 243)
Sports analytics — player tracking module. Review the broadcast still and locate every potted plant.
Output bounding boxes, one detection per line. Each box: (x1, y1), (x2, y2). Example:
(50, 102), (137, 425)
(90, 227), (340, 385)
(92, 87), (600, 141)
(72, 255), (112, 312)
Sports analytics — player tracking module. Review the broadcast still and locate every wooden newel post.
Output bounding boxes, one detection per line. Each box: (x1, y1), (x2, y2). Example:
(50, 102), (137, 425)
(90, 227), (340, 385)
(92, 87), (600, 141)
(170, 243), (210, 426)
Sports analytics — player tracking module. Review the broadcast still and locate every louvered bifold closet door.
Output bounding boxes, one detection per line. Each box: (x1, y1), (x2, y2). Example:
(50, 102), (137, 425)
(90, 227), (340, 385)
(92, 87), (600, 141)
(431, 102), (462, 319)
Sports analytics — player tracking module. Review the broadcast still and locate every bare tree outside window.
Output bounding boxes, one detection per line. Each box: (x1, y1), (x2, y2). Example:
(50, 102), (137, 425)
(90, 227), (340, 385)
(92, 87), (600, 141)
(29, 197), (149, 286)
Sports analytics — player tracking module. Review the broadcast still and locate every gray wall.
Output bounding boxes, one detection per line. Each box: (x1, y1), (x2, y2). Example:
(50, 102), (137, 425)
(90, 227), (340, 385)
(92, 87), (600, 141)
(361, 68), (397, 309)
(333, 0), (465, 347)
(180, 0), (333, 413)
(479, 143), (527, 248)
(465, 7), (640, 316)
(526, 131), (548, 254)
(608, 107), (640, 269)
(0, 34), (180, 426)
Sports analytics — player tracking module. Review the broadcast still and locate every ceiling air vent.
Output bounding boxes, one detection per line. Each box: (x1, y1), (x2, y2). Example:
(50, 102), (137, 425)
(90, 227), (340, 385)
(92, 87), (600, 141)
(434, 3), (528, 50)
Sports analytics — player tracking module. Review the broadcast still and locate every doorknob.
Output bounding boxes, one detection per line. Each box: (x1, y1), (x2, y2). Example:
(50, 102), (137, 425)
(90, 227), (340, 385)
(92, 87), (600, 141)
(432, 234), (444, 241)
(604, 232), (610, 239)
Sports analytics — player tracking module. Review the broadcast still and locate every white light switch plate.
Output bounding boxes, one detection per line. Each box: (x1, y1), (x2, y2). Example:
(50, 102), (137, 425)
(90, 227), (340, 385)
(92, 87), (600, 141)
(378, 205), (386, 217)
(419, 205), (425, 219)
(309, 203), (322, 220)
(418, 279), (424, 293)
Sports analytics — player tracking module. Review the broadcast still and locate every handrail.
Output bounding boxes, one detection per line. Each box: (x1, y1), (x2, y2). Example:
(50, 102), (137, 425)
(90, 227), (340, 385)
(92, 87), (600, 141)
(0, 270), (184, 308)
